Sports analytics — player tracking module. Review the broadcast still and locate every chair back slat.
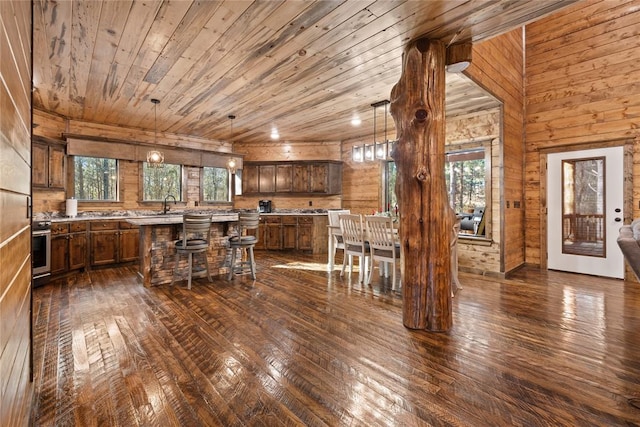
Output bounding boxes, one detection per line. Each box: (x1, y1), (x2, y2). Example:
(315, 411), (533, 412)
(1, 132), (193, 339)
(365, 215), (396, 251)
(236, 211), (260, 240)
(328, 209), (350, 227)
(339, 214), (366, 249)
(182, 214), (212, 244)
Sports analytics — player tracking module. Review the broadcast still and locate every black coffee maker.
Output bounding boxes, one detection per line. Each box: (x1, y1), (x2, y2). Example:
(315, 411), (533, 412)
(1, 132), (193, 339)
(259, 200), (272, 213)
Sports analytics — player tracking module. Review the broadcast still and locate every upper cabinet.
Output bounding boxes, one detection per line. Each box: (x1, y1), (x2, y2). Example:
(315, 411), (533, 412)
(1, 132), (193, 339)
(243, 161), (342, 195)
(33, 137), (66, 190)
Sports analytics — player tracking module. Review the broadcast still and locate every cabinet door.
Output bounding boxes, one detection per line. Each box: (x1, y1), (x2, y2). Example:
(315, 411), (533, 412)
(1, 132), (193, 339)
(259, 165), (276, 193)
(292, 164), (309, 193)
(265, 217), (282, 250)
(276, 164), (292, 192)
(119, 229), (140, 262)
(282, 217), (297, 250)
(310, 164), (328, 193)
(48, 145), (66, 189)
(50, 234), (69, 275)
(32, 143), (49, 187)
(297, 217), (313, 251)
(68, 232), (87, 271)
(243, 164), (260, 193)
(91, 231), (119, 266)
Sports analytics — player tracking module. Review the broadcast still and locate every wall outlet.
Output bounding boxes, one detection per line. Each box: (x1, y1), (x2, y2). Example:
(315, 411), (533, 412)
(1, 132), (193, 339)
(309, 200), (313, 206)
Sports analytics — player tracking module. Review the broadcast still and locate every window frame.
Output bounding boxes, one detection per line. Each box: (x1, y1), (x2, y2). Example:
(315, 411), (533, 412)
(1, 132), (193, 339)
(381, 139), (493, 240)
(200, 165), (233, 205)
(140, 161), (184, 203)
(71, 155), (120, 202)
(446, 140), (493, 240)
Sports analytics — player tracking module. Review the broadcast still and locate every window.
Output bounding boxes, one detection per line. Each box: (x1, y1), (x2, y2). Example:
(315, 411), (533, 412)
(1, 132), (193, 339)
(74, 156), (118, 201)
(202, 166), (230, 202)
(382, 146), (490, 236)
(142, 162), (182, 201)
(383, 161), (397, 213)
(444, 149), (486, 214)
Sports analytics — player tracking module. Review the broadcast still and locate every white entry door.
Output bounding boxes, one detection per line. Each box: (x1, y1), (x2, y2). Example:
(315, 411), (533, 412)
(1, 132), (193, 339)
(547, 146), (624, 278)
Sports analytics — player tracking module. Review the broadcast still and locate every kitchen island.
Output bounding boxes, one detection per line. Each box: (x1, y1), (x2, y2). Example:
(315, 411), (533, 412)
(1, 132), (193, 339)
(126, 213), (239, 287)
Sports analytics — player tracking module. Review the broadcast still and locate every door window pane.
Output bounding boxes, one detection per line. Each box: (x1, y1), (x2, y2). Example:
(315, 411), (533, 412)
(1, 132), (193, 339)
(561, 157), (605, 257)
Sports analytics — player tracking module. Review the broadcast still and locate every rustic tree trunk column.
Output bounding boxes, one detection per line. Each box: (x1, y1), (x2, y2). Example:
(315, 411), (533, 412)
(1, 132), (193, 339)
(390, 38), (453, 332)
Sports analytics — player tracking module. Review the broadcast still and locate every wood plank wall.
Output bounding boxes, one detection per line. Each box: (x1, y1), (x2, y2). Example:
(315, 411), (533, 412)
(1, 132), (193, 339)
(0, 1), (33, 425)
(466, 28), (526, 274)
(32, 109), (233, 214)
(233, 141), (343, 211)
(524, 0), (640, 273)
(447, 110), (502, 274)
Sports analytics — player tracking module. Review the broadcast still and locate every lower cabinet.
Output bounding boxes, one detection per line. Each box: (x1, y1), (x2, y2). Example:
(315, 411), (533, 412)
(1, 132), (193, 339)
(282, 216), (297, 249)
(255, 215), (327, 254)
(90, 222), (119, 266)
(50, 219), (140, 278)
(265, 217), (283, 250)
(90, 220), (140, 267)
(51, 222), (87, 276)
(118, 221), (140, 263)
(297, 217), (313, 251)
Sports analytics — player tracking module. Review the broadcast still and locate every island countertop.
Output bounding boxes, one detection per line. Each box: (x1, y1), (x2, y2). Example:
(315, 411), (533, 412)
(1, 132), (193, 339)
(126, 213), (239, 226)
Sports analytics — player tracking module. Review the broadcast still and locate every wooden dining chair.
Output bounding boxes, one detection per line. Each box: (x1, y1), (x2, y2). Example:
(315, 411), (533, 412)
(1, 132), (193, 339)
(365, 215), (401, 289)
(338, 213), (370, 283)
(327, 209), (351, 270)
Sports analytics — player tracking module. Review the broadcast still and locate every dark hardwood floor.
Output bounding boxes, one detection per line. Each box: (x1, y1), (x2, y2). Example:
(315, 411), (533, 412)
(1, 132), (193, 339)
(31, 252), (640, 426)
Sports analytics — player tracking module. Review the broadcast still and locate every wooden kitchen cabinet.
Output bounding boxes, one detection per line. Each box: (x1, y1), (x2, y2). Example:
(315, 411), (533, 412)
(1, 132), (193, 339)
(243, 164), (259, 193)
(32, 138), (66, 189)
(118, 221), (140, 263)
(90, 221), (139, 267)
(292, 164), (309, 192)
(297, 216), (313, 251)
(265, 216), (282, 250)
(243, 161), (342, 195)
(276, 164), (292, 192)
(310, 162), (342, 194)
(50, 222), (87, 276)
(259, 165), (276, 193)
(50, 223), (69, 276)
(90, 222), (119, 266)
(282, 216), (297, 249)
(255, 214), (327, 253)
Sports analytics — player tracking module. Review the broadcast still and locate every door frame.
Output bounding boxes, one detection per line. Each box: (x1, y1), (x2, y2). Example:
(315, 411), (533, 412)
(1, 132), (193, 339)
(539, 139), (633, 273)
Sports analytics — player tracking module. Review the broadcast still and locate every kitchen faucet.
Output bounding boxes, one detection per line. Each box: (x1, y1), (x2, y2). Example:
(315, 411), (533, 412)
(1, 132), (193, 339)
(163, 195), (177, 214)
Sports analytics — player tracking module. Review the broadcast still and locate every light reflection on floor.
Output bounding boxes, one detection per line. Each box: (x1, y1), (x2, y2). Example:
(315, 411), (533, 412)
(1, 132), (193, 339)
(272, 261), (363, 273)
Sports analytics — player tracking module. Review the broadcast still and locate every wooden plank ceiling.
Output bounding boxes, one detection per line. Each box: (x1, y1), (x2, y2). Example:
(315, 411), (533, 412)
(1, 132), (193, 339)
(33, 0), (577, 146)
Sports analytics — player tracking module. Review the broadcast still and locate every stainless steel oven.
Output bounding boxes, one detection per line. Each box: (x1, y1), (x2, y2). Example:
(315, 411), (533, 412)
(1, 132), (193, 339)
(32, 220), (51, 286)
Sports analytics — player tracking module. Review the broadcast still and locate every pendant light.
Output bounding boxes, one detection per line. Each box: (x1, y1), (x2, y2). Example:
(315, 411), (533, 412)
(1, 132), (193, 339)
(226, 115), (237, 173)
(373, 100), (390, 160)
(351, 99), (390, 162)
(146, 98), (164, 167)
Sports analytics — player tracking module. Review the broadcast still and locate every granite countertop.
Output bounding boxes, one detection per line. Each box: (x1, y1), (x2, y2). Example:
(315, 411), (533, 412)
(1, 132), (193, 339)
(36, 209), (237, 223)
(35, 208), (328, 223)
(126, 213), (239, 226)
(259, 209), (328, 216)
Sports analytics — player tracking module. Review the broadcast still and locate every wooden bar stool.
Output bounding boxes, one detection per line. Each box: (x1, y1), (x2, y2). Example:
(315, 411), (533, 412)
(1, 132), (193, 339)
(171, 213), (213, 289)
(228, 211), (260, 280)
